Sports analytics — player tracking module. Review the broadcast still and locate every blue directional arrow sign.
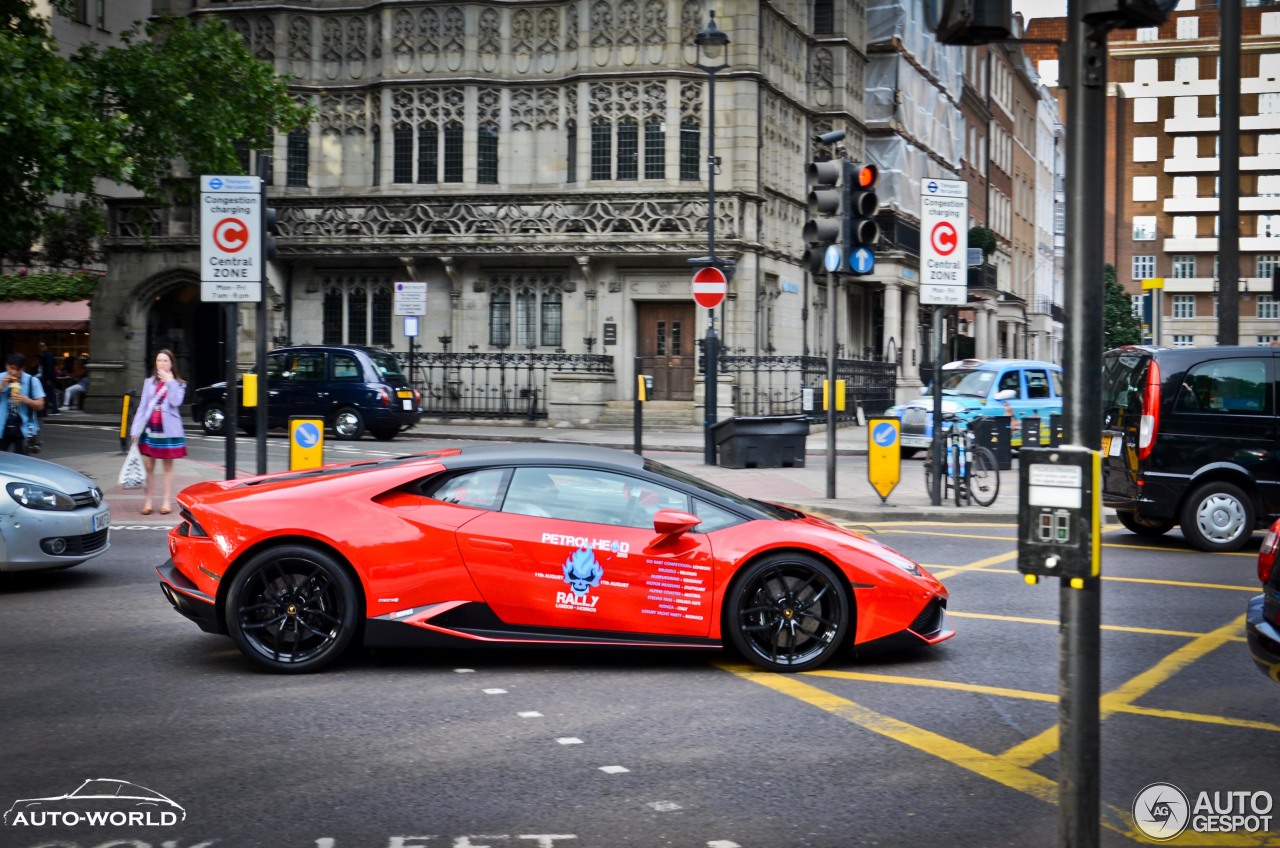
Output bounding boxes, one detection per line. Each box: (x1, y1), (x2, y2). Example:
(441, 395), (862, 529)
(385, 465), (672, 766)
(824, 244), (842, 273)
(873, 421), (898, 448)
(851, 246), (875, 275)
(295, 422), (320, 448)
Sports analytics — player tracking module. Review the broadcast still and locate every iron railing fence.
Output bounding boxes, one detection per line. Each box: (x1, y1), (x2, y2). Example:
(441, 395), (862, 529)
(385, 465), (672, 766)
(393, 351), (613, 420)
(719, 355), (897, 422)
(388, 351), (895, 422)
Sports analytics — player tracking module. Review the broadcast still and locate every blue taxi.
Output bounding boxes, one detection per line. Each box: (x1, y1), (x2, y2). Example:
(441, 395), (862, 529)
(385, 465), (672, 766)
(885, 358), (1064, 456)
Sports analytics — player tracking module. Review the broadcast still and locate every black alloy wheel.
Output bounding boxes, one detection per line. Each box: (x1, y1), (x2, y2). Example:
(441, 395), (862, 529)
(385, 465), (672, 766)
(726, 554), (851, 672)
(226, 545), (359, 673)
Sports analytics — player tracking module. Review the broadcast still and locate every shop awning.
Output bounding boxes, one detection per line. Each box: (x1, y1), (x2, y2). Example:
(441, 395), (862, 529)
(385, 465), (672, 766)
(0, 300), (91, 331)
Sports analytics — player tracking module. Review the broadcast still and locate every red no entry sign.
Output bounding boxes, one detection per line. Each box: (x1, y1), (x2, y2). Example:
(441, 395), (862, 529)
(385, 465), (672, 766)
(691, 266), (727, 309)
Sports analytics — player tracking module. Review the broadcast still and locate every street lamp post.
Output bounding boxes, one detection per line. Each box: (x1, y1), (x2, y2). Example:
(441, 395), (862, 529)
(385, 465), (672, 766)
(692, 10), (730, 465)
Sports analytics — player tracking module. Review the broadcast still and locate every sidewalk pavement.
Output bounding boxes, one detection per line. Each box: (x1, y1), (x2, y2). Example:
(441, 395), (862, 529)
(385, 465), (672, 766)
(39, 409), (1025, 527)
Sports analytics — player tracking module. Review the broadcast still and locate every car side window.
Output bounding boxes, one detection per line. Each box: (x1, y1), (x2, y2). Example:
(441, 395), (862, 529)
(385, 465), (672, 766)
(693, 499), (744, 532)
(282, 352), (326, 382)
(502, 467), (689, 528)
(332, 353), (361, 381)
(429, 469), (507, 510)
(266, 353), (286, 379)
(1025, 370), (1051, 400)
(998, 370), (1021, 396)
(1050, 370), (1064, 398)
(1175, 359), (1271, 415)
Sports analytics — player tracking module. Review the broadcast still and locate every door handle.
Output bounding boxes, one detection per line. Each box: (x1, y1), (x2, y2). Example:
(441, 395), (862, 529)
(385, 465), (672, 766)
(467, 538), (515, 553)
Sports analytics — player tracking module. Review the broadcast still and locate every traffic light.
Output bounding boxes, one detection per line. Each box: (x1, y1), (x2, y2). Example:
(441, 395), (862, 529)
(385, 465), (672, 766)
(842, 162), (879, 275)
(923, 0), (1012, 45)
(263, 206), (279, 261)
(803, 160), (843, 275)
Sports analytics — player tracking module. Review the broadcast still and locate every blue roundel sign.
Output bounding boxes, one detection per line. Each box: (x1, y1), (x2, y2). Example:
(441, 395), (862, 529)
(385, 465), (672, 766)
(873, 421), (898, 448)
(294, 422), (321, 449)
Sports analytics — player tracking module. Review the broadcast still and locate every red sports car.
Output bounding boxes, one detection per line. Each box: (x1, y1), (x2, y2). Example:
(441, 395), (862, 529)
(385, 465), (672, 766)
(157, 444), (953, 673)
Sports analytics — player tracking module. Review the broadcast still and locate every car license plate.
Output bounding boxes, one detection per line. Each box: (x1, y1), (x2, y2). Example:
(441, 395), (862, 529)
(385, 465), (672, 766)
(402, 399), (413, 410)
(93, 511), (110, 532)
(397, 390), (412, 398)
(1101, 434), (1111, 455)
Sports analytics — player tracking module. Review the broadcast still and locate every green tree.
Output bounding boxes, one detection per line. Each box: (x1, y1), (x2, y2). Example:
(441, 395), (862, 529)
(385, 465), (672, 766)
(0, 0), (311, 261)
(1103, 263), (1144, 349)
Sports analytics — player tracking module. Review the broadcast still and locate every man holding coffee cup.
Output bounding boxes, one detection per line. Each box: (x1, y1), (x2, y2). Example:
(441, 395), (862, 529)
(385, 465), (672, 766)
(1, 352), (45, 454)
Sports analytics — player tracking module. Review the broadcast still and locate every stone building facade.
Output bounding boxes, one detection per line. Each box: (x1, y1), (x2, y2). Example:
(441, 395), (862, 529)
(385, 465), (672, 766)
(93, 0), (902, 423)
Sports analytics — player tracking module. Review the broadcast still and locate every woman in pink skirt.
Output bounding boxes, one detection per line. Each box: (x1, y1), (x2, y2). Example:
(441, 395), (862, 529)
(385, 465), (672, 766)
(130, 349), (187, 515)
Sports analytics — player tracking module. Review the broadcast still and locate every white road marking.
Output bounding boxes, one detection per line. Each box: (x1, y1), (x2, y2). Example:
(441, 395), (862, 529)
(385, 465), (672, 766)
(517, 711), (543, 718)
(455, 668), (476, 673)
(648, 801), (683, 812)
(555, 737), (584, 745)
(598, 765), (630, 774)
(707, 841), (742, 848)
(482, 688), (508, 694)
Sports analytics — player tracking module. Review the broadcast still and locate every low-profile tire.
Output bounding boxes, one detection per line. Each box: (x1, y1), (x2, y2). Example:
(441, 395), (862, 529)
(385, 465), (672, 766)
(200, 403), (226, 436)
(1115, 511), (1175, 537)
(725, 553), (851, 672)
(370, 427), (398, 441)
(225, 545), (360, 673)
(1179, 481), (1255, 552)
(331, 406), (366, 440)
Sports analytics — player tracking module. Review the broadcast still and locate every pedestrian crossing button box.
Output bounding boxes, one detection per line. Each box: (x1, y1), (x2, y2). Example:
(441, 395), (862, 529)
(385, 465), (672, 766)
(1017, 446), (1100, 579)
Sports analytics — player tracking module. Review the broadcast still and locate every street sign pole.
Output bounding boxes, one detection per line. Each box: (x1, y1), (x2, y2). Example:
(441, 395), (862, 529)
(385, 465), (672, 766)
(690, 266), (729, 465)
(1060, 3), (1107, 844)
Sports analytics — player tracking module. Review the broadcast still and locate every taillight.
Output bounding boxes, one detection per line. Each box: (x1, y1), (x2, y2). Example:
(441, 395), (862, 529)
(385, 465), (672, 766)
(376, 386), (391, 407)
(1260, 522), (1280, 584)
(1137, 359), (1161, 461)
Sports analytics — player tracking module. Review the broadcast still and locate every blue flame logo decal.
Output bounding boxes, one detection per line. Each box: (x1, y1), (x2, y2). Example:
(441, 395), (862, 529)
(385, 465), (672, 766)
(562, 547), (604, 597)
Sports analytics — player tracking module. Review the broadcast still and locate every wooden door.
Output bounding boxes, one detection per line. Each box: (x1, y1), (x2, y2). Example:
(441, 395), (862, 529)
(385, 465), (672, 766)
(637, 302), (696, 400)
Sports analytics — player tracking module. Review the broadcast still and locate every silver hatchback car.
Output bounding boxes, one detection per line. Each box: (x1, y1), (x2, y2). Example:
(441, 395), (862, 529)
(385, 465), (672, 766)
(0, 453), (110, 572)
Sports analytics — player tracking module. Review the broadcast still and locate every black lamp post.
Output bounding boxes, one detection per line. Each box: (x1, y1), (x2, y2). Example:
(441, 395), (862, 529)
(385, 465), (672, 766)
(692, 10), (730, 465)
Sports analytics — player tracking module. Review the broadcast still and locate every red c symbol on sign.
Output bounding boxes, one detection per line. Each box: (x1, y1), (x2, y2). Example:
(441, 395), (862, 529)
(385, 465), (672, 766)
(931, 222), (958, 256)
(213, 218), (249, 253)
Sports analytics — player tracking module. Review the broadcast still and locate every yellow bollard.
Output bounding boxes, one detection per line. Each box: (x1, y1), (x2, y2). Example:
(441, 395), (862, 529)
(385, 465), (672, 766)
(119, 392), (134, 452)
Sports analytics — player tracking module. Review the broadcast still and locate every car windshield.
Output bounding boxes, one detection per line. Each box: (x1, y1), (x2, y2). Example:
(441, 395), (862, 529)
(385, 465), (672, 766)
(368, 350), (406, 383)
(1102, 351), (1150, 423)
(643, 458), (797, 520)
(922, 369), (995, 399)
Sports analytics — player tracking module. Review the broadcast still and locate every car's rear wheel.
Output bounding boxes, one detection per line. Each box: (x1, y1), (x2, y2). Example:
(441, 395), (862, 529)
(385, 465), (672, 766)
(226, 545), (359, 673)
(1115, 511), (1175, 537)
(726, 553), (851, 672)
(331, 406), (365, 440)
(370, 426), (398, 441)
(901, 447), (919, 459)
(200, 403), (226, 436)
(1180, 481), (1255, 552)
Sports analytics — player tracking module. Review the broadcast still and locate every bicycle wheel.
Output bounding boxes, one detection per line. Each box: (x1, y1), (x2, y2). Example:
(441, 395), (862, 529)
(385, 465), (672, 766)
(967, 445), (1000, 507)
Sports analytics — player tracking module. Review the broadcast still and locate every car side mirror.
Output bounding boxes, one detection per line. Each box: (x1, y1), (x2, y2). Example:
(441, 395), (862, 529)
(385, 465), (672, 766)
(653, 509), (699, 539)
(994, 389), (1018, 401)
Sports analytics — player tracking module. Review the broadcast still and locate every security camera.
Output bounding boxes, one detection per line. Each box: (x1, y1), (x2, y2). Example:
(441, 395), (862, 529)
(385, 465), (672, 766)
(813, 130), (846, 144)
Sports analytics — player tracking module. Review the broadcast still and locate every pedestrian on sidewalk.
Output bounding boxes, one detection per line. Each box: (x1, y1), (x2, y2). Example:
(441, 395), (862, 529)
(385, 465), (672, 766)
(1, 353), (45, 454)
(129, 349), (187, 515)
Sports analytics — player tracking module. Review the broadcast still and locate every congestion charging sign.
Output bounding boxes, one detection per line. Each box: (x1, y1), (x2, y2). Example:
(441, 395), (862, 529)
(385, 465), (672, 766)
(920, 178), (968, 305)
(200, 175), (263, 302)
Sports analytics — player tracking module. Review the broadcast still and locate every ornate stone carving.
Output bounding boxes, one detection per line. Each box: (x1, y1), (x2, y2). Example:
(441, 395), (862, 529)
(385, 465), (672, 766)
(479, 7), (501, 71)
(289, 16), (310, 76)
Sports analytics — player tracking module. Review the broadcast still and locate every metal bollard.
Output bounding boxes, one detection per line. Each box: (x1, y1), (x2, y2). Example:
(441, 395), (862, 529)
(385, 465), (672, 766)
(119, 391), (135, 453)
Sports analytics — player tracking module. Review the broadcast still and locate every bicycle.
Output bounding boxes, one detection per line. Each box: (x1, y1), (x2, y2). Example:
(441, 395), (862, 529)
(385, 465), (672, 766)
(922, 414), (1000, 507)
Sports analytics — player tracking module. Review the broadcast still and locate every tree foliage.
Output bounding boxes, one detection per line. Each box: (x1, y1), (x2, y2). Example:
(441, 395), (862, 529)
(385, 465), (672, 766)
(0, 0), (311, 261)
(1103, 263), (1144, 349)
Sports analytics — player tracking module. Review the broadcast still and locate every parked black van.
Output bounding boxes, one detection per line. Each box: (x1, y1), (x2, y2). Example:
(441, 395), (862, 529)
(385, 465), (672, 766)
(1102, 345), (1280, 552)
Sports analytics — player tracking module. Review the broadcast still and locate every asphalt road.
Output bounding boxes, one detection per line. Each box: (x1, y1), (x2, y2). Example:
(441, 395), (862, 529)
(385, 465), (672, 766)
(1, 430), (1277, 848)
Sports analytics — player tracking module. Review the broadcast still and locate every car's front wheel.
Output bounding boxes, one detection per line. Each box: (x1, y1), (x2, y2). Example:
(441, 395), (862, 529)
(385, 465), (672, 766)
(331, 406), (365, 440)
(200, 403), (226, 436)
(1116, 511), (1174, 537)
(225, 545), (360, 673)
(726, 553), (851, 672)
(1180, 481), (1255, 552)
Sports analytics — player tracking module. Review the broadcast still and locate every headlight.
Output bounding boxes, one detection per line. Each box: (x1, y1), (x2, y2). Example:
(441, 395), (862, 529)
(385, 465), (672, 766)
(880, 550), (922, 577)
(7, 482), (75, 511)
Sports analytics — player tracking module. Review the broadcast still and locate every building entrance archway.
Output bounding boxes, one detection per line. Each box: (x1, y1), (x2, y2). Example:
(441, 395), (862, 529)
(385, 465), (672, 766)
(144, 283), (225, 390)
